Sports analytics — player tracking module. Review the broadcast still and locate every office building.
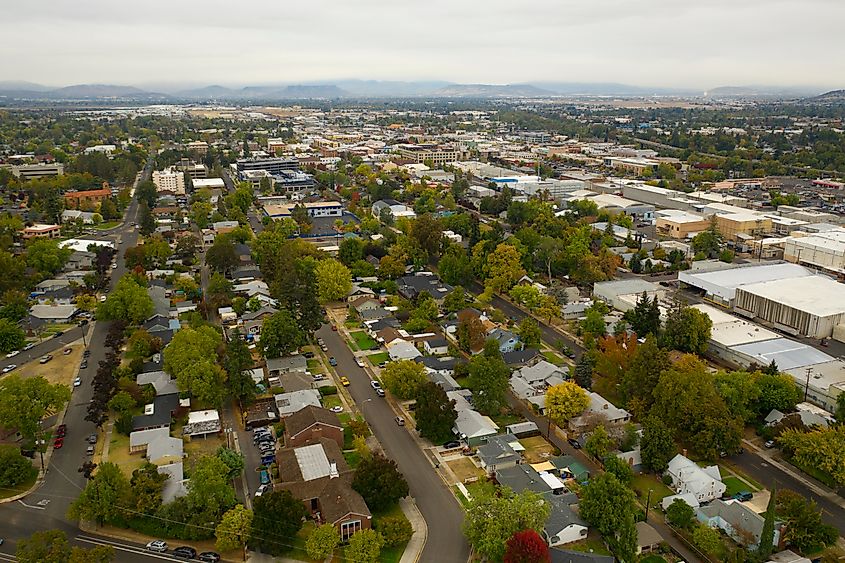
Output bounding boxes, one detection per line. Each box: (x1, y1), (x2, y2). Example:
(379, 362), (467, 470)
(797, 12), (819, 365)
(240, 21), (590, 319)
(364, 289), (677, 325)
(394, 143), (461, 166)
(152, 168), (186, 195)
(236, 157), (299, 177)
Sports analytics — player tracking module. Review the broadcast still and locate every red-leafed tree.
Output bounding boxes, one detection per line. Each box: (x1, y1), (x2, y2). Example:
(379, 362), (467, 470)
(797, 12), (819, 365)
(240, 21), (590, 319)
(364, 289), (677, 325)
(504, 529), (550, 563)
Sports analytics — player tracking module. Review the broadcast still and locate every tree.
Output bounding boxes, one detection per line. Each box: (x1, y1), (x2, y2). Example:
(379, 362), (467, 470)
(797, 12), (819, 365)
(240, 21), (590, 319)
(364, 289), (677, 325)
(640, 416), (676, 473)
(216, 504), (253, 554)
(623, 292), (661, 337)
(585, 425), (615, 460)
(579, 473), (636, 540)
(691, 221), (722, 258)
(96, 274), (154, 324)
(260, 308), (305, 358)
(129, 462), (167, 514)
(225, 331), (256, 405)
(138, 202), (155, 235)
(579, 304), (607, 341)
(338, 238), (365, 266)
(315, 258), (352, 303)
(621, 336), (669, 413)
(439, 245), (473, 286)
(757, 487), (776, 559)
(345, 529), (385, 563)
(517, 317), (541, 349)
(545, 381), (590, 427)
(249, 490), (307, 555)
(25, 238), (72, 277)
(375, 514), (413, 547)
(175, 234), (199, 260)
(16, 529), (114, 563)
(68, 462), (131, 525)
(486, 243), (525, 293)
(0, 445), (37, 487)
(467, 353), (510, 415)
(504, 529), (551, 563)
(776, 489), (838, 554)
(206, 236), (239, 274)
(443, 285), (469, 313)
(457, 311), (486, 353)
(0, 375), (71, 443)
(216, 446), (245, 479)
(692, 523), (722, 556)
(666, 498), (695, 528)
(602, 455), (634, 486)
(0, 317), (25, 354)
(107, 391), (136, 413)
(777, 426), (845, 487)
(573, 354), (594, 390)
(186, 455), (236, 518)
(463, 488), (550, 563)
(352, 453), (409, 512)
(380, 359), (428, 400)
(662, 301), (712, 354)
(410, 214), (443, 259)
(305, 523), (340, 559)
(415, 381), (458, 443)
(758, 373), (802, 415)
(378, 254), (405, 279)
(163, 325), (226, 406)
(714, 370), (761, 424)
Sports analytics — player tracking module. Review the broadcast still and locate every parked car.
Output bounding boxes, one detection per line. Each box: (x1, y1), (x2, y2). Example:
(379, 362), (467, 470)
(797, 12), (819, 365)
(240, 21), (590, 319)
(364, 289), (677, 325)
(198, 552), (221, 562)
(260, 454), (276, 465)
(259, 469), (270, 485)
(73, 377), (82, 387)
(63, 348), (72, 355)
(331, 325), (337, 331)
(23, 343), (36, 351)
(53, 438), (64, 449)
(303, 351), (315, 359)
(734, 491), (753, 502)
(329, 406), (343, 413)
(395, 416), (405, 426)
(340, 376), (350, 386)
(255, 484), (270, 497)
(80, 360), (88, 369)
(83, 350), (91, 357)
(172, 546), (197, 559)
(321, 345), (328, 352)
(39, 354), (53, 364)
(145, 540), (168, 553)
(6, 350), (19, 358)
(375, 388), (385, 397)
(567, 438), (582, 449)
(56, 424), (67, 437)
(2, 364), (16, 373)
(87, 433), (98, 444)
(356, 358), (365, 368)
(329, 357), (337, 366)
(370, 380), (381, 390)
(86, 445), (95, 456)
(53, 331), (64, 338)
(443, 440), (461, 449)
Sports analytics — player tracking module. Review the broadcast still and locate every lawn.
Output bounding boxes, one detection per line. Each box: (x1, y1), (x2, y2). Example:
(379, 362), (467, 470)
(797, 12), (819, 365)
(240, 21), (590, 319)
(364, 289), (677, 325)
(321, 394), (342, 410)
(489, 411), (524, 429)
(107, 431), (146, 477)
(183, 432), (226, 463)
(566, 530), (612, 556)
(722, 476), (753, 497)
(367, 352), (390, 365)
(370, 504), (411, 563)
(94, 221), (121, 230)
(37, 323), (77, 338)
(542, 351), (565, 366)
(349, 331), (378, 351)
(519, 436), (558, 463)
(306, 359), (323, 372)
(14, 341), (84, 387)
(631, 474), (674, 506)
(719, 464), (762, 490)
(639, 556), (668, 563)
(0, 471), (38, 500)
(446, 457), (485, 484)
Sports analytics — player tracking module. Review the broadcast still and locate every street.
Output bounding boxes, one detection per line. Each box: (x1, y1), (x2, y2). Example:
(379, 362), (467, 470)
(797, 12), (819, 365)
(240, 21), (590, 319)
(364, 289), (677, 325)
(316, 323), (471, 563)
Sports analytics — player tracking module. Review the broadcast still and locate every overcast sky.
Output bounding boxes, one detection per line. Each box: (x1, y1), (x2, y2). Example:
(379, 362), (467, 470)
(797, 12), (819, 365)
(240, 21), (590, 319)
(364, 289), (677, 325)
(3, 0), (843, 90)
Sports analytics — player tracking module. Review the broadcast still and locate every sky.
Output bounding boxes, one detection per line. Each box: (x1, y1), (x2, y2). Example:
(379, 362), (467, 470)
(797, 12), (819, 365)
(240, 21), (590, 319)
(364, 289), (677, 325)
(2, 0), (843, 91)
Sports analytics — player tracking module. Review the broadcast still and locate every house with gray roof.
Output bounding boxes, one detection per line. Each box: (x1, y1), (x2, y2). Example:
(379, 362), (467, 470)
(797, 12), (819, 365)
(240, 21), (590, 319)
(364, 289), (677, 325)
(146, 435), (184, 465)
(544, 493), (588, 547)
(396, 272), (452, 302)
(476, 434), (522, 472)
(266, 355), (308, 377)
(275, 389), (321, 417)
(569, 392), (631, 431)
(137, 371), (179, 396)
(452, 409), (499, 446)
(697, 499), (783, 549)
(360, 307), (391, 321)
(487, 327), (521, 354)
(495, 464), (567, 496)
(158, 462), (188, 503)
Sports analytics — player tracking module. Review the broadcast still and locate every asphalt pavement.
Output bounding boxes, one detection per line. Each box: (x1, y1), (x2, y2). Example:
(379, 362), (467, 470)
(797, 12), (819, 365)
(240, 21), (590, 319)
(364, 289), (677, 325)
(316, 323), (471, 563)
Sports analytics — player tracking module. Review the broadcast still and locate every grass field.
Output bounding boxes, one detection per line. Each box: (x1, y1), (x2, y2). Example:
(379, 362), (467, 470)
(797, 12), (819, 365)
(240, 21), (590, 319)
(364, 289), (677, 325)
(367, 352), (390, 365)
(542, 351), (565, 366)
(349, 331), (378, 351)
(446, 457), (485, 483)
(95, 221), (121, 230)
(567, 530), (613, 556)
(519, 436), (557, 463)
(108, 431), (146, 477)
(722, 476), (752, 497)
(0, 471), (38, 500)
(631, 474), (674, 506)
(639, 556), (668, 563)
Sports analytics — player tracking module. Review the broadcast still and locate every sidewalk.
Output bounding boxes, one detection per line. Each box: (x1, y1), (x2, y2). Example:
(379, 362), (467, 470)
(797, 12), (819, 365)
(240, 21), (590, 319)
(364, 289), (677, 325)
(399, 497), (428, 563)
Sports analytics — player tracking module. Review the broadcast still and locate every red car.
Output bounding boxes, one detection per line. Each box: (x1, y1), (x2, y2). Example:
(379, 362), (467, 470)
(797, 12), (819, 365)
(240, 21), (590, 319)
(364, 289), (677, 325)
(331, 325), (337, 331)
(56, 424), (67, 437)
(53, 438), (64, 449)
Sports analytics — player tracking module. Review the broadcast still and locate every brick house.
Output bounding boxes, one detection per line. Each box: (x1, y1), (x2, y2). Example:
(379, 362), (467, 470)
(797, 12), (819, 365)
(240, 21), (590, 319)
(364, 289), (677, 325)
(284, 405), (344, 449)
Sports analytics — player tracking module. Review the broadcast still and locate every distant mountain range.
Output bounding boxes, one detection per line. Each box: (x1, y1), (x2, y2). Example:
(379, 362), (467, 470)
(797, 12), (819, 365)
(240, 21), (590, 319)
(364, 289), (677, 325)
(801, 89), (845, 104)
(0, 80), (836, 102)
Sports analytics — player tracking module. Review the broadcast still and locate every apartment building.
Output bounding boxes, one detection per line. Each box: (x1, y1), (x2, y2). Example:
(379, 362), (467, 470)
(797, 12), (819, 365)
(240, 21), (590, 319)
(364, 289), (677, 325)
(152, 168), (186, 195)
(656, 211), (711, 239)
(23, 223), (61, 239)
(64, 187), (112, 210)
(236, 157), (299, 177)
(394, 143), (461, 166)
(7, 162), (64, 180)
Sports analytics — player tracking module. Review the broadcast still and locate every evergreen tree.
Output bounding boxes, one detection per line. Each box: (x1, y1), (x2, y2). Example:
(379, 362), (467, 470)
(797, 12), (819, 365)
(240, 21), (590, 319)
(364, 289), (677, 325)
(573, 354), (594, 390)
(757, 487), (776, 559)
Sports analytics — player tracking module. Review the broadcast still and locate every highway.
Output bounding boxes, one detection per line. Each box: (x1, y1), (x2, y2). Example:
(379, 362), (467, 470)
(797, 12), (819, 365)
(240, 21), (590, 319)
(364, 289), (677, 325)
(316, 323), (471, 563)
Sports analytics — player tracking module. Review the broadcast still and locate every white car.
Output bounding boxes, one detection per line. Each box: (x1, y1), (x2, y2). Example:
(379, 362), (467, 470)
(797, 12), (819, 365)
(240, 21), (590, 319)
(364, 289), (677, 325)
(6, 350), (19, 358)
(329, 406), (343, 413)
(2, 365), (16, 374)
(73, 377), (82, 387)
(255, 484), (270, 497)
(146, 540), (168, 553)
(370, 380), (382, 390)
(356, 359), (366, 368)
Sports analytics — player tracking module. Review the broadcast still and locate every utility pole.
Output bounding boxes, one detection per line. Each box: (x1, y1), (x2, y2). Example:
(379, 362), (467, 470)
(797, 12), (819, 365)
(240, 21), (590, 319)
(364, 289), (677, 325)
(645, 488), (653, 522)
(804, 366), (813, 402)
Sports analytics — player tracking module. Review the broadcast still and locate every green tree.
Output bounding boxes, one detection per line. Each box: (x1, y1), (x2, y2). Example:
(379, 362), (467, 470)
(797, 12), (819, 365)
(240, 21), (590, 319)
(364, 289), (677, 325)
(216, 446), (245, 479)
(714, 370), (761, 424)
(463, 488), (550, 562)
(68, 462), (131, 525)
(315, 258), (352, 303)
(305, 523), (340, 560)
(129, 462), (167, 514)
(572, 354), (594, 390)
(216, 504), (253, 554)
(517, 317), (541, 349)
(585, 425), (615, 460)
(225, 331), (256, 405)
(375, 514), (413, 547)
(352, 453), (409, 512)
(0, 445), (37, 487)
(661, 301), (712, 354)
(260, 308), (306, 358)
(443, 285), (469, 313)
(16, 529), (114, 563)
(107, 391), (136, 413)
(439, 245), (473, 286)
(205, 236), (239, 274)
(621, 336), (669, 413)
(579, 473), (637, 540)
(467, 353), (510, 415)
(485, 243), (525, 293)
(545, 381), (590, 427)
(249, 490), (307, 555)
(138, 202), (155, 235)
(757, 373), (802, 415)
(613, 512), (638, 563)
(381, 359), (428, 400)
(96, 274), (154, 324)
(25, 239), (72, 277)
(345, 529), (385, 563)
(580, 304), (607, 341)
(691, 221), (722, 258)
(0, 317), (26, 354)
(163, 325), (226, 406)
(692, 523), (722, 556)
(757, 487), (776, 559)
(666, 498), (695, 528)
(415, 381), (458, 443)
(338, 238), (365, 266)
(602, 455), (634, 486)
(623, 292), (661, 337)
(0, 375), (71, 443)
(640, 415), (676, 473)
(776, 489), (838, 554)
(186, 455), (236, 517)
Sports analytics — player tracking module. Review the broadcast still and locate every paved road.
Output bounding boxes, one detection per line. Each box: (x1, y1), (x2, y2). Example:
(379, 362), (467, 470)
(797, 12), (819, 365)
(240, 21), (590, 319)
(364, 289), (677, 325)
(316, 324), (470, 563)
(0, 325), (92, 373)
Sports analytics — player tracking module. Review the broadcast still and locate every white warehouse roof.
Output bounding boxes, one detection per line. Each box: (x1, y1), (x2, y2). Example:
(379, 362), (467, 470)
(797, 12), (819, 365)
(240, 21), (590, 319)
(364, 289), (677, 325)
(679, 263), (813, 302)
(737, 275), (845, 318)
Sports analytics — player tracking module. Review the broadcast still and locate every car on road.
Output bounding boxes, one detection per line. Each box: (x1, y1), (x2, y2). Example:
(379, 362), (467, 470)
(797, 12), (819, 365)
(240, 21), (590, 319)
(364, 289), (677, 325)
(56, 424), (66, 437)
(370, 380), (382, 390)
(329, 357), (337, 366)
(562, 346), (576, 359)
(99, 295), (107, 303)
(6, 350), (19, 358)
(259, 469), (271, 485)
(39, 354), (53, 364)
(764, 440), (776, 448)
(321, 344), (328, 352)
(567, 438), (582, 449)
(146, 540), (168, 552)
(356, 358), (365, 368)
(83, 350), (91, 357)
(53, 331), (64, 338)
(339, 376), (350, 386)
(73, 377), (82, 387)
(331, 324), (337, 331)
(260, 454), (276, 465)
(257, 443), (275, 453)
(198, 552), (221, 562)
(87, 433), (98, 444)
(395, 416), (405, 426)
(111, 263), (118, 269)
(2, 364), (16, 373)
(255, 484), (270, 497)
(63, 348), (72, 355)
(80, 360), (88, 369)
(86, 445), (95, 456)
(303, 351), (315, 359)
(378, 362), (388, 369)
(330, 406), (343, 413)
(78, 319), (89, 327)
(23, 343), (36, 351)
(375, 388), (385, 397)
(173, 546), (197, 559)
(53, 437), (63, 449)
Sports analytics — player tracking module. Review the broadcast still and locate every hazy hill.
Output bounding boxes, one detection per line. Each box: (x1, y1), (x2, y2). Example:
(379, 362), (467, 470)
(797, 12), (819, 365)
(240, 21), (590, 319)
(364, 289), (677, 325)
(434, 83), (554, 97)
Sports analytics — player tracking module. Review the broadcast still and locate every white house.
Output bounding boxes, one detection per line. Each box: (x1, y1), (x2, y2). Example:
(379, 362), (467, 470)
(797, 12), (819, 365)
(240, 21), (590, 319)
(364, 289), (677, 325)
(387, 339), (422, 361)
(423, 337), (449, 356)
(569, 392), (631, 431)
(543, 494), (588, 547)
(667, 454), (726, 503)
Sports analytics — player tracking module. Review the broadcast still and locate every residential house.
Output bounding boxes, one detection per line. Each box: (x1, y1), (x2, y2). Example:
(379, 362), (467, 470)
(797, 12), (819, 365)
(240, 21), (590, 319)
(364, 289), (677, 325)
(347, 284), (376, 302)
(550, 455), (591, 483)
(158, 462), (188, 503)
(29, 304), (77, 323)
(132, 393), (181, 431)
(428, 370), (461, 392)
(183, 410), (222, 437)
(544, 493), (588, 547)
(423, 337), (449, 356)
(34, 286), (75, 305)
(767, 551), (811, 563)
(453, 409), (499, 446)
(416, 356), (458, 377)
(476, 434), (522, 472)
(661, 493), (701, 512)
(495, 464), (567, 496)
(129, 427), (171, 454)
(505, 421), (540, 438)
(147, 435), (184, 466)
(359, 307), (391, 322)
(569, 392), (631, 432)
(387, 339), (422, 361)
(510, 360), (567, 415)
(502, 348), (542, 367)
(635, 521), (663, 555)
(667, 454), (726, 502)
(65, 250), (96, 270)
(349, 295), (381, 314)
(285, 405), (344, 449)
(697, 499), (782, 549)
(274, 389), (321, 417)
(396, 273), (452, 302)
(266, 355), (308, 378)
(375, 326), (403, 346)
(61, 209), (96, 224)
(487, 327), (521, 354)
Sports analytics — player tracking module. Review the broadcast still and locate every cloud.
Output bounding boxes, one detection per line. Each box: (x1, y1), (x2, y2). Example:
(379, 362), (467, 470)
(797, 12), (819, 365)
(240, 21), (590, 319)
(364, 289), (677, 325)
(1, 0), (842, 89)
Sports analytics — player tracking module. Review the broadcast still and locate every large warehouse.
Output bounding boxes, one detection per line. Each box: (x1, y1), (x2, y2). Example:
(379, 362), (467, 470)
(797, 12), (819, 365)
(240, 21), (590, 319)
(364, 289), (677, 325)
(733, 275), (845, 339)
(679, 262), (813, 307)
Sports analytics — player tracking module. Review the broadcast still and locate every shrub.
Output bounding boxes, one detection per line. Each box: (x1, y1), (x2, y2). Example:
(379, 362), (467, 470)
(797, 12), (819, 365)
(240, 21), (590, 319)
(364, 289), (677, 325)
(318, 385), (337, 396)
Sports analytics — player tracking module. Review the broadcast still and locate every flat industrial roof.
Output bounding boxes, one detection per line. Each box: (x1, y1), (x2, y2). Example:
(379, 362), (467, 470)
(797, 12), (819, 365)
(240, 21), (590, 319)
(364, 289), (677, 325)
(693, 303), (781, 347)
(732, 338), (833, 371)
(680, 263), (813, 301)
(738, 275), (845, 317)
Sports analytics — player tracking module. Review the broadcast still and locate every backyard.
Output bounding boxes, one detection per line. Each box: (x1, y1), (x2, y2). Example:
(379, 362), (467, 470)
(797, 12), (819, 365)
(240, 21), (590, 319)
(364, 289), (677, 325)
(518, 435), (558, 464)
(446, 456), (485, 484)
(631, 473), (674, 507)
(367, 351), (390, 365)
(349, 331), (378, 351)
